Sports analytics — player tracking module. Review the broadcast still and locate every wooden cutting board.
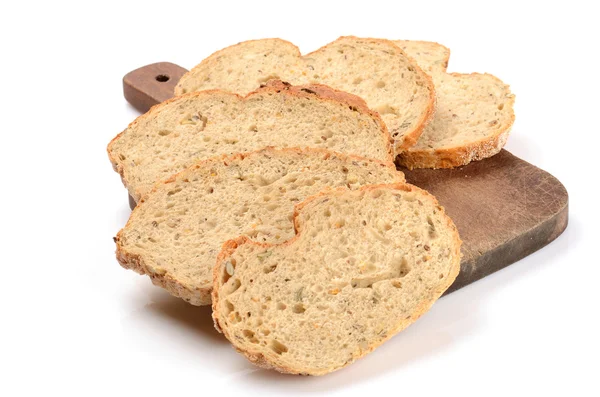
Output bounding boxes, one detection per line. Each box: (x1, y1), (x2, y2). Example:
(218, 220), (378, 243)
(122, 62), (569, 294)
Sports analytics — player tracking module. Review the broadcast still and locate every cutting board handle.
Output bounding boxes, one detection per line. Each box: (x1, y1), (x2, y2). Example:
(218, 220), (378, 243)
(123, 62), (188, 113)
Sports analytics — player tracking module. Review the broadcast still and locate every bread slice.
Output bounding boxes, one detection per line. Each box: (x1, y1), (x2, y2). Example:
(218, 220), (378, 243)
(394, 40), (516, 169)
(174, 36), (435, 152)
(114, 148), (405, 306)
(108, 80), (394, 202)
(394, 40), (450, 74)
(212, 184), (461, 375)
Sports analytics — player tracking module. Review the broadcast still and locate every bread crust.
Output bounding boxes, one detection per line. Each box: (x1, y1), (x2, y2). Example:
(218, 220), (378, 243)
(108, 79), (395, 202)
(115, 240), (212, 305)
(212, 183), (461, 375)
(397, 73), (516, 169)
(175, 36), (436, 153)
(115, 147), (403, 306)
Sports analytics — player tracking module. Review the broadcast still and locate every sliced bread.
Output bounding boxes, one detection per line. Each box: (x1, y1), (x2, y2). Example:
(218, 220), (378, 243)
(108, 80), (394, 202)
(114, 148), (405, 306)
(395, 40), (516, 169)
(212, 184), (461, 375)
(174, 36), (435, 152)
(394, 40), (450, 74)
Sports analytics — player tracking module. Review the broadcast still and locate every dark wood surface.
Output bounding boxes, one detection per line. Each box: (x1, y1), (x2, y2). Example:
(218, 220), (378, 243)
(122, 63), (569, 293)
(401, 152), (568, 293)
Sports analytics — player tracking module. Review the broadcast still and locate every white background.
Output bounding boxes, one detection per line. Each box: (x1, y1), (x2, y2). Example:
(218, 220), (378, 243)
(1, 1), (598, 395)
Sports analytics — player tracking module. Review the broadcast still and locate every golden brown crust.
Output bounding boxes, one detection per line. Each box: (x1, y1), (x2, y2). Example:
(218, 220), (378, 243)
(397, 73), (516, 169)
(212, 183), (461, 375)
(115, 238), (212, 305)
(396, 86), (436, 152)
(108, 78), (395, 202)
(116, 147), (404, 306)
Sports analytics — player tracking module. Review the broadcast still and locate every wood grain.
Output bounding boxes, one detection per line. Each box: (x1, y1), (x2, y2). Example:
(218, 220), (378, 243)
(401, 151), (568, 293)
(121, 63), (569, 293)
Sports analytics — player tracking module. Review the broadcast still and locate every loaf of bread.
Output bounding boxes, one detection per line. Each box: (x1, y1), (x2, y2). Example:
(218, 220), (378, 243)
(114, 148), (405, 305)
(174, 36), (435, 152)
(212, 184), (461, 375)
(108, 81), (394, 202)
(395, 40), (515, 168)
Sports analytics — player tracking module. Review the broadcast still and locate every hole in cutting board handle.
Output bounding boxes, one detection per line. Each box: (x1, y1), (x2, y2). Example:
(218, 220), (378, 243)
(155, 74), (170, 82)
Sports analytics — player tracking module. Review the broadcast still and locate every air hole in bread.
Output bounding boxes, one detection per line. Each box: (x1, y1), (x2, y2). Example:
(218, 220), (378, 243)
(167, 187), (182, 196)
(398, 257), (411, 277)
(374, 104), (398, 116)
(324, 209), (331, 217)
(498, 103), (505, 110)
(269, 340), (288, 355)
(391, 280), (402, 288)
(263, 264), (277, 274)
(376, 81), (386, 88)
(225, 278), (241, 294)
(158, 130), (171, 136)
(231, 312), (242, 324)
(224, 300), (234, 315)
(292, 304), (306, 314)
(351, 278), (374, 288)
(353, 77), (363, 85)
(257, 74), (281, 84)
(427, 216), (438, 238)
(276, 302), (286, 310)
(371, 190), (383, 199)
(248, 125), (258, 132)
(243, 330), (259, 344)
